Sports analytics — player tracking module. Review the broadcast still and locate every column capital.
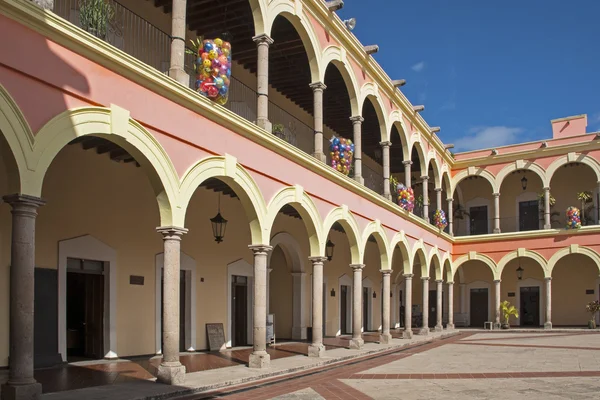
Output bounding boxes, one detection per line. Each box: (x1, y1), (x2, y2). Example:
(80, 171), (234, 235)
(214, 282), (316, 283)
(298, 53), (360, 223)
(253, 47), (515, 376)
(350, 263), (365, 270)
(447, 197), (453, 202)
(2, 194), (46, 208)
(252, 33), (274, 45)
(421, 276), (430, 281)
(434, 188), (442, 192)
(309, 82), (327, 91)
(156, 226), (188, 240)
(379, 141), (392, 148)
(379, 269), (393, 275)
(248, 244), (273, 255)
(403, 273), (414, 279)
(493, 192), (500, 198)
(349, 115), (364, 124)
(493, 279), (501, 284)
(545, 276), (552, 281)
(447, 281), (454, 285)
(421, 175), (429, 181)
(435, 279), (443, 284)
(543, 187), (551, 191)
(308, 256), (328, 264)
(403, 160), (413, 166)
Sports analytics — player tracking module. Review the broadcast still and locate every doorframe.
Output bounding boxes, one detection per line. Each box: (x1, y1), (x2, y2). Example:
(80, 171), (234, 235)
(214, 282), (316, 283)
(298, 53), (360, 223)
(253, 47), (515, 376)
(515, 278), (544, 326)
(338, 274), (352, 335)
(362, 277), (374, 331)
(58, 235), (116, 362)
(466, 198), (491, 234)
(227, 259), (253, 347)
(155, 252), (197, 353)
(515, 191), (540, 231)
(466, 281), (491, 326)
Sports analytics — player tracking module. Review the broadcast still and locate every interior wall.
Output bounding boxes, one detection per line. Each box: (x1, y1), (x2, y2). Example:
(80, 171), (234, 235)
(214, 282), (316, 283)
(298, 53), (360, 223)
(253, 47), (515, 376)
(550, 165), (596, 226)
(500, 258), (545, 325)
(499, 173), (543, 233)
(268, 246), (293, 339)
(454, 178), (494, 236)
(552, 254), (598, 326)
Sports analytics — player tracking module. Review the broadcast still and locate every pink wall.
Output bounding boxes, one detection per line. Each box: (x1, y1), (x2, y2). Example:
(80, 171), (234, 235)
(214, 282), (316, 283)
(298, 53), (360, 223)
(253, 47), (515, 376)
(552, 115), (587, 139)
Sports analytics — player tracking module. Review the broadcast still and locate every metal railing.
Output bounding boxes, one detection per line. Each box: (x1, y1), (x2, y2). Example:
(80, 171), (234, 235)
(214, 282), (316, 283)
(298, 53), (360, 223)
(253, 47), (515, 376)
(363, 164), (384, 195)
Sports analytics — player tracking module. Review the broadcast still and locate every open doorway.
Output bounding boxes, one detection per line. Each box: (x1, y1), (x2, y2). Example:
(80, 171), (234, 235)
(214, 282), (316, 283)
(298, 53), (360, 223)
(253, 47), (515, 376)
(66, 258), (105, 361)
(231, 275), (249, 347)
(469, 288), (488, 327)
(520, 286), (540, 326)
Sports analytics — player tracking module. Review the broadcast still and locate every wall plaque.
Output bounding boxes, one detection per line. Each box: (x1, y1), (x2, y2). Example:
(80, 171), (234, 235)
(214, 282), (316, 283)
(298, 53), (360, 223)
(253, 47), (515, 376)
(206, 323), (226, 351)
(507, 292), (515, 297)
(130, 275), (144, 285)
(586, 289), (595, 295)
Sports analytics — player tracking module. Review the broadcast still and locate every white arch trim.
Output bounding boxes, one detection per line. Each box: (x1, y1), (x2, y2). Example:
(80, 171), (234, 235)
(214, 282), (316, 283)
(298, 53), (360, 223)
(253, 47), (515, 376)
(495, 160), (546, 191)
(389, 231), (411, 275)
(322, 205), (362, 264)
(545, 153), (600, 187)
(548, 244), (600, 276)
(451, 167), (498, 198)
(497, 248), (549, 278)
(453, 251), (499, 280)
(360, 220), (391, 271)
(321, 46), (360, 116)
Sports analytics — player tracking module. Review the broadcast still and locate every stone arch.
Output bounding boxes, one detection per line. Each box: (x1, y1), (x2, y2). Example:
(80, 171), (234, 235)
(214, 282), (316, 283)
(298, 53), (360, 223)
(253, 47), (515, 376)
(497, 249), (549, 278)
(266, 1), (321, 83)
(389, 111), (410, 161)
(321, 46), (360, 116)
(322, 206), (361, 265)
(545, 153), (600, 188)
(266, 185), (323, 257)
(452, 252), (499, 280)
(249, 0), (267, 35)
(361, 220), (390, 270)
(547, 245), (600, 276)
(440, 168), (451, 192)
(495, 161), (546, 191)
(442, 254), (453, 282)
(409, 140), (428, 175)
(428, 248), (442, 280)
(411, 241), (428, 277)
(359, 83), (389, 142)
(32, 106), (179, 226)
(268, 231), (305, 273)
(427, 156), (442, 189)
(0, 85), (31, 194)
(450, 167), (498, 197)
(389, 232), (411, 275)
(179, 154), (268, 244)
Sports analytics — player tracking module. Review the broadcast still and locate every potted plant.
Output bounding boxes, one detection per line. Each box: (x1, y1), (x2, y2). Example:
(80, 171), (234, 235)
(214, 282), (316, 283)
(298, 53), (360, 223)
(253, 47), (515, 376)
(272, 123), (285, 140)
(538, 192), (560, 227)
(500, 300), (519, 329)
(577, 191), (594, 226)
(390, 176), (399, 203)
(586, 300), (600, 329)
(79, 0), (115, 40)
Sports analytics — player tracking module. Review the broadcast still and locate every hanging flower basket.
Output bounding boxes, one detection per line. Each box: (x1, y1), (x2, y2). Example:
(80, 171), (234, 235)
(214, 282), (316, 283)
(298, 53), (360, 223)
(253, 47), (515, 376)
(566, 206), (581, 229)
(329, 136), (354, 176)
(396, 184), (414, 212)
(433, 209), (448, 230)
(191, 38), (232, 105)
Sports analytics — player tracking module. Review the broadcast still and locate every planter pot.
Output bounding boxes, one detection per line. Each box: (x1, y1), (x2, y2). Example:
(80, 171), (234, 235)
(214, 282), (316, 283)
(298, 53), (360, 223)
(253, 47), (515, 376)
(501, 323), (510, 330)
(588, 320), (596, 329)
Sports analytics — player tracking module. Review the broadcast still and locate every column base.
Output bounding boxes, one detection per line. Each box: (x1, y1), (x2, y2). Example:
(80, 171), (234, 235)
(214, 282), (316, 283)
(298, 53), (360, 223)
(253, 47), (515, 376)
(308, 343), (326, 357)
(418, 327), (430, 336)
(156, 362), (186, 385)
(402, 329), (413, 339)
(312, 151), (327, 163)
(169, 68), (190, 87)
(434, 325), (443, 332)
(494, 323), (501, 330)
(384, 193), (392, 201)
(446, 323), (455, 330)
(257, 118), (271, 131)
(349, 338), (364, 349)
(493, 228), (501, 234)
(543, 224), (552, 230)
(354, 176), (364, 185)
(379, 333), (393, 344)
(249, 351), (271, 369)
(1, 382), (42, 400)
(544, 322), (552, 330)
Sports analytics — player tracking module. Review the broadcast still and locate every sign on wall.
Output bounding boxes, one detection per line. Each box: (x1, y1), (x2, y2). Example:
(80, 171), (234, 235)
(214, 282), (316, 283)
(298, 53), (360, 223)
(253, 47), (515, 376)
(206, 323), (226, 351)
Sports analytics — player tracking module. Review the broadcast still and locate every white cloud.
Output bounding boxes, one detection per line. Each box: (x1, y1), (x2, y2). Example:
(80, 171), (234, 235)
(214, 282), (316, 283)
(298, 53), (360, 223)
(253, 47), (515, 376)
(454, 126), (525, 152)
(440, 101), (457, 111)
(411, 61), (425, 72)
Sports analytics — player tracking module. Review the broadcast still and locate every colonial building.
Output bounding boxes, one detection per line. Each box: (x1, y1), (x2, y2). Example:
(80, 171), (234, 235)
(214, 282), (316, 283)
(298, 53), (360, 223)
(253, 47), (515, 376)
(1, 0), (599, 398)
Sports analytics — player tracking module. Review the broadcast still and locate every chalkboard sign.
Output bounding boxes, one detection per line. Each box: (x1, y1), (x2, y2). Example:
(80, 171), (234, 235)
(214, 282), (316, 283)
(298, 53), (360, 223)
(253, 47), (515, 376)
(206, 323), (226, 351)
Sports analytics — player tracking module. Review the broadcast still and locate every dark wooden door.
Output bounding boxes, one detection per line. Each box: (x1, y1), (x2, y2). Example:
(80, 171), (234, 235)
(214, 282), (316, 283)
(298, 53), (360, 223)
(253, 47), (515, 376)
(84, 273), (104, 359)
(470, 206), (488, 235)
(341, 285), (348, 334)
(399, 289), (404, 328)
(519, 200), (539, 231)
(362, 287), (369, 331)
(470, 288), (488, 327)
(520, 286), (540, 326)
(232, 276), (248, 347)
(428, 289), (437, 328)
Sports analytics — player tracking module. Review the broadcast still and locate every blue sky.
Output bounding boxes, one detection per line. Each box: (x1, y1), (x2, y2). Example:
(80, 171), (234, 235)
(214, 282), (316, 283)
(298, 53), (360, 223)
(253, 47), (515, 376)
(336, 1), (600, 151)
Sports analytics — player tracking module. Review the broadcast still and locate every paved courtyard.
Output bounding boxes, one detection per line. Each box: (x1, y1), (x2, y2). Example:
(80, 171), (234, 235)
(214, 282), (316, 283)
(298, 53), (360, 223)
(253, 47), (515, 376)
(197, 332), (600, 400)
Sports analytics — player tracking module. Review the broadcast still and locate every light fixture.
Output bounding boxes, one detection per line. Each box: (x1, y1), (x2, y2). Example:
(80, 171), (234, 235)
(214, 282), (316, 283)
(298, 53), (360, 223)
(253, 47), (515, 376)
(330, 288), (336, 297)
(521, 176), (528, 191)
(516, 263), (524, 280)
(210, 193), (228, 243)
(373, 291), (376, 299)
(326, 0), (344, 11)
(343, 18), (356, 31)
(364, 45), (379, 55)
(326, 239), (335, 261)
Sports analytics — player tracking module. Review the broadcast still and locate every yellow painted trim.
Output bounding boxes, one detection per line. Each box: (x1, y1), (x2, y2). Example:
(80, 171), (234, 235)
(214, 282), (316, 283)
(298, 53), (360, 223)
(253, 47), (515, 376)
(320, 45), (360, 116)
(547, 245), (600, 276)
(322, 205), (362, 265)
(428, 247), (442, 280)
(545, 153), (600, 187)
(361, 220), (391, 271)
(411, 240), (428, 276)
(389, 231), (411, 275)
(453, 225), (600, 244)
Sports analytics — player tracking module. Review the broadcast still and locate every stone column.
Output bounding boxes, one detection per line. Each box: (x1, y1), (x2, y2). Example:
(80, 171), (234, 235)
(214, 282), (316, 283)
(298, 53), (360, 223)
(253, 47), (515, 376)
(253, 34), (274, 130)
(380, 270), (392, 344)
(493, 192), (501, 233)
(543, 187), (552, 229)
(435, 280), (443, 332)
(380, 141), (392, 200)
(308, 257), (327, 357)
(310, 82), (327, 162)
(350, 116), (364, 184)
(419, 277), (430, 335)
(435, 188), (442, 212)
(156, 227), (188, 385)
(1, 195), (44, 400)
(494, 279), (501, 328)
(291, 272), (306, 340)
(402, 274), (413, 339)
(447, 197), (454, 235)
(447, 282), (455, 329)
(421, 176), (429, 222)
(403, 160), (412, 187)
(349, 264), (365, 349)
(249, 245), (272, 368)
(544, 277), (552, 330)
(168, 0), (189, 86)
(30, 0), (53, 9)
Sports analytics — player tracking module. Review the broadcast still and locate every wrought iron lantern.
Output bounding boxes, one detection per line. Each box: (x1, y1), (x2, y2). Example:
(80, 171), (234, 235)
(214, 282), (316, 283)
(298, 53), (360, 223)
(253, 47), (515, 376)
(330, 288), (336, 297)
(326, 239), (335, 261)
(521, 176), (528, 191)
(516, 264), (524, 280)
(210, 194), (228, 243)
(372, 291), (376, 299)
